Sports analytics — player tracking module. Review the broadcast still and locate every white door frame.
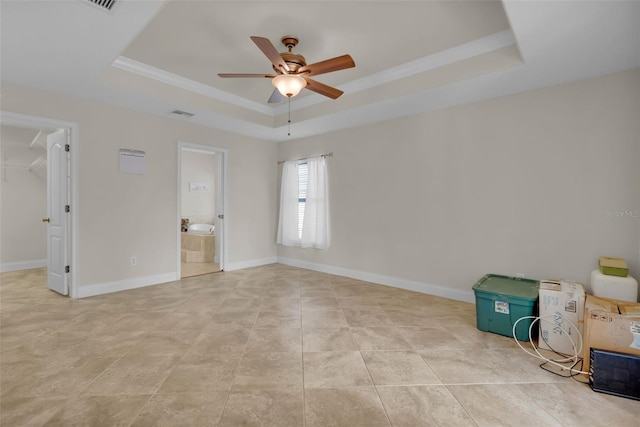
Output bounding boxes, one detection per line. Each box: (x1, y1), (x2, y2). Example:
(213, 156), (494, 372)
(1, 111), (79, 298)
(177, 141), (228, 275)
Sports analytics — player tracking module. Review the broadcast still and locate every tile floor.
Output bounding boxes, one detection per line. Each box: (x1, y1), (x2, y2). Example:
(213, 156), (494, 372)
(181, 261), (221, 279)
(1, 265), (638, 426)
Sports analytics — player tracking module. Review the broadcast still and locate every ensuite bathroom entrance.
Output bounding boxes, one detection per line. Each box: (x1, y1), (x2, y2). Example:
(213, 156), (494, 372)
(178, 143), (225, 278)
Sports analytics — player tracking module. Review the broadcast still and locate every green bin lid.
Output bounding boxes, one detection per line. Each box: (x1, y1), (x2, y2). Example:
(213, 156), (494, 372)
(472, 274), (539, 300)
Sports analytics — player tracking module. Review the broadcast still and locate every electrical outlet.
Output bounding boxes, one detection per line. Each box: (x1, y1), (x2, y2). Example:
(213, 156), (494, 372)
(131, 256), (137, 266)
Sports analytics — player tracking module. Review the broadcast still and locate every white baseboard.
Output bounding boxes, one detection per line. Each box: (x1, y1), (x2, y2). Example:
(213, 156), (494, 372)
(77, 272), (179, 298)
(277, 257), (475, 304)
(225, 257), (278, 271)
(0, 259), (47, 272)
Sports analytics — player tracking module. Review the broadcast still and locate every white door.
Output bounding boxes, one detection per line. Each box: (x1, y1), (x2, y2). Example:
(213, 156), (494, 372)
(46, 129), (69, 295)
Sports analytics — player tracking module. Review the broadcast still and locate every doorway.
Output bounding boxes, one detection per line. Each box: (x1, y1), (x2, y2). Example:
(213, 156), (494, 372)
(177, 142), (226, 278)
(0, 111), (78, 297)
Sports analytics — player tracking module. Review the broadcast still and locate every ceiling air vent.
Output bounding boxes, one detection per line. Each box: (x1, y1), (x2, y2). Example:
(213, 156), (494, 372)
(87, 0), (117, 12)
(171, 110), (195, 118)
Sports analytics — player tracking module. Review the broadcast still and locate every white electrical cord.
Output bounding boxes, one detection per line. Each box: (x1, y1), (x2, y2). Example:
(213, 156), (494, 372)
(512, 314), (589, 375)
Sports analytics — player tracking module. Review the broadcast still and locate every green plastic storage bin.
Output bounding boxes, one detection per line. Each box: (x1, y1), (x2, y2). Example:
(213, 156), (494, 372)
(472, 274), (539, 341)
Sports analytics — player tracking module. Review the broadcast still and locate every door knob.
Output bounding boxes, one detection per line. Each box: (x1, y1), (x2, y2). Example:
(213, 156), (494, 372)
(42, 218), (50, 223)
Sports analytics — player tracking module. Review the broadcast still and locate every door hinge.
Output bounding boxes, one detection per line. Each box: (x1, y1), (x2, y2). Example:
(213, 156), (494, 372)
(65, 205), (70, 213)
(218, 214), (224, 219)
(65, 265), (70, 273)
(65, 144), (70, 152)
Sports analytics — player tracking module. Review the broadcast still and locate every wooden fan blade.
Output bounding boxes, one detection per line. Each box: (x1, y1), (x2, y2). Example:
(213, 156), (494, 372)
(267, 88), (285, 104)
(250, 36), (290, 73)
(304, 78), (344, 99)
(218, 73), (276, 78)
(298, 54), (355, 77)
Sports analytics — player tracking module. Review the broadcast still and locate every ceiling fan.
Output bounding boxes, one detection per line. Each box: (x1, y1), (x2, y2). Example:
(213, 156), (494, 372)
(218, 35), (356, 104)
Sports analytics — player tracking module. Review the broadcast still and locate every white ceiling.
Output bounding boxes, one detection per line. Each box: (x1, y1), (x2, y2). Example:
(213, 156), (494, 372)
(1, 1), (639, 142)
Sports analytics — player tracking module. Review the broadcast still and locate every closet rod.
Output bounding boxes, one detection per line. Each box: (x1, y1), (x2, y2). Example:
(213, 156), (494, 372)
(277, 152), (333, 165)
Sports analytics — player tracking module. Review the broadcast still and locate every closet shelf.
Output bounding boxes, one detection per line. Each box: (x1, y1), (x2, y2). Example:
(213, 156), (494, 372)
(28, 156), (47, 171)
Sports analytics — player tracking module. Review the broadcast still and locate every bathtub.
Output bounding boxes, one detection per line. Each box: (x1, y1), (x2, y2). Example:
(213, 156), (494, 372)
(182, 225), (215, 263)
(187, 223), (215, 235)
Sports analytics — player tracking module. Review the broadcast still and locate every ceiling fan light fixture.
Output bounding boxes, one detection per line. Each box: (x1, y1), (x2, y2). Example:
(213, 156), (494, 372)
(272, 74), (307, 98)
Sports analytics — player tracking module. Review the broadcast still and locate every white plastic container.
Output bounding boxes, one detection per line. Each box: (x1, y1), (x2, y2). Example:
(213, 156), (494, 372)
(590, 269), (638, 302)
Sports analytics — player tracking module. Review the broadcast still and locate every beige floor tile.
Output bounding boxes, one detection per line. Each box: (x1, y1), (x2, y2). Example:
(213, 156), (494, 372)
(158, 353), (239, 393)
(447, 384), (564, 426)
(64, 331), (147, 358)
(218, 390), (304, 427)
(446, 324), (522, 349)
(43, 395), (151, 427)
(131, 392), (227, 426)
(350, 327), (412, 350)
(211, 310), (258, 328)
(181, 261), (220, 278)
(217, 297), (263, 312)
(0, 329), (47, 353)
(109, 312), (167, 332)
(189, 327), (251, 355)
(383, 308), (433, 326)
(302, 327), (357, 351)
(245, 327), (302, 353)
(0, 311), (71, 335)
(5, 357), (117, 398)
(304, 387), (390, 427)
(1, 358), (51, 394)
(132, 296), (194, 313)
(3, 265), (638, 427)
(361, 350), (441, 385)
(0, 396), (67, 426)
(342, 309), (395, 327)
(260, 297), (300, 311)
(133, 329), (201, 357)
(176, 295), (225, 313)
(397, 326), (466, 350)
(0, 331), (86, 362)
(514, 382), (640, 426)
(377, 385), (475, 427)
(264, 286), (301, 298)
(153, 311), (215, 331)
(417, 346), (565, 385)
(301, 297), (340, 311)
(300, 288), (336, 298)
(83, 355), (180, 395)
(233, 352), (303, 391)
(303, 351), (372, 388)
(254, 310), (301, 328)
(301, 310), (349, 329)
(336, 296), (382, 307)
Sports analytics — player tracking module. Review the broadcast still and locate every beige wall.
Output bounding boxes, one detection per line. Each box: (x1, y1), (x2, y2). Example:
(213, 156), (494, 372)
(1, 82), (278, 289)
(0, 137), (47, 266)
(181, 150), (217, 226)
(278, 68), (640, 297)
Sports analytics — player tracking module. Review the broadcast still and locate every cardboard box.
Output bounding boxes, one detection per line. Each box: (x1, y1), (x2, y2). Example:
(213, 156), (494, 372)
(582, 295), (640, 372)
(598, 256), (629, 277)
(538, 280), (585, 355)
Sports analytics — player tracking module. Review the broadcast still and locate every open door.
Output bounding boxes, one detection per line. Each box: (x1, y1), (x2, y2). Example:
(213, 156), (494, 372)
(177, 143), (227, 278)
(45, 129), (69, 295)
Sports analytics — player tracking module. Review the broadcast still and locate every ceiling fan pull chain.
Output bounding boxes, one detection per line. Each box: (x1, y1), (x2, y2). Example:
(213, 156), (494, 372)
(288, 97), (292, 136)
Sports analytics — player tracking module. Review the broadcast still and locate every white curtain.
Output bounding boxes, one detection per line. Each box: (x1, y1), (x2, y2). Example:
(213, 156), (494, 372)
(301, 157), (329, 249)
(276, 161), (299, 246)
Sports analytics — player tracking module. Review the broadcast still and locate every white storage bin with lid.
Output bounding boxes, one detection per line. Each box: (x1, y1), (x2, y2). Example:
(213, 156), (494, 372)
(590, 269), (638, 302)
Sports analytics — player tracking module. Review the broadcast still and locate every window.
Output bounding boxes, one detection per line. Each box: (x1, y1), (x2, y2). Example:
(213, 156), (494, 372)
(277, 157), (329, 249)
(297, 162), (308, 239)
